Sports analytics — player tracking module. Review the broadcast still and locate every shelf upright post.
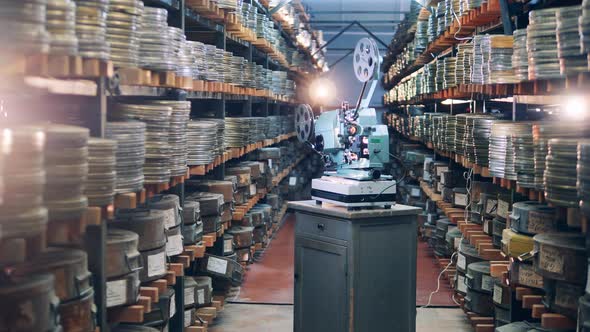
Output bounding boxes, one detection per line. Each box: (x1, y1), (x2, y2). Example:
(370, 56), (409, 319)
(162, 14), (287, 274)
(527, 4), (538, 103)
(84, 76), (108, 137)
(81, 75), (110, 332)
(170, 4), (189, 328)
(216, 24), (227, 120)
(499, 0), (514, 35)
(263, 55), (271, 116)
(180, 0), (185, 31)
(167, 93), (187, 331)
(243, 42), (253, 117)
(168, 0), (185, 29)
(86, 221), (108, 332)
(169, 275), (185, 332)
(209, 23), (226, 181)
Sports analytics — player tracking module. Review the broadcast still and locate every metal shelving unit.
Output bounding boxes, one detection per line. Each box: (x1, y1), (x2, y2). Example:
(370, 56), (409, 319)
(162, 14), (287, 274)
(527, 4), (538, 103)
(1, 0), (318, 330)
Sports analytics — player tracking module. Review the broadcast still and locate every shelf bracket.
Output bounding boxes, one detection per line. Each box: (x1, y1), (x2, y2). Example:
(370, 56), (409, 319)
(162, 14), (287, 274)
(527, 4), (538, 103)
(499, 0), (514, 35)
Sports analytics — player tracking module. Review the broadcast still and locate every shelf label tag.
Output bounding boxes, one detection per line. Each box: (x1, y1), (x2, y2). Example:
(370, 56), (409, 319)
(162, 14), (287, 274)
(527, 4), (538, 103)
(454, 193), (467, 207)
(224, 239), (233, 254)
(497, 200), (509, 219)
(147, 251), (166, 277)
(106, 279), (127, 308)
(493, 284), (503, 304)
(166, 234), (184, 257)
(485, 199), (497, 215)
(197, 289), (206, 305)
(184, 310), (192, 327)
(457, 253), (466, 270)
(539, 245), (564, 275)
(481, 275), (494, 292)
(457, 275), (467, 293)
(207, 256), (228, 275)
(518, 263), (544, 288)
(527, 210), (555, 234)
(162, 208), (177, 229)
(169, 293), (176, 318)
(184, 287), (195, 306)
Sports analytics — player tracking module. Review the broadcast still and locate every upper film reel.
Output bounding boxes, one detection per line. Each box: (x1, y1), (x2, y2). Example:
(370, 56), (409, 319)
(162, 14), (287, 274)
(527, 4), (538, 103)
(295, 104), (314, 143)
(353, 38), (380, 82)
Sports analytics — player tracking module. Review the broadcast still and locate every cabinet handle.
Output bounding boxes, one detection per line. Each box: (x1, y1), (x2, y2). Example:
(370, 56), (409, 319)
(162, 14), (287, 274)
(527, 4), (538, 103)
(317, 223), (325, 231)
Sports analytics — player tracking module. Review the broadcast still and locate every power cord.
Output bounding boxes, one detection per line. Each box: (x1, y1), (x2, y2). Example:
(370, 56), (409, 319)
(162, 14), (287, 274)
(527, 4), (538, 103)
(464, 116), (476, 225)
(389, 152), (409, 183)
(369, 152), (408, 200)
(464, 167), (474, 223)
(424, 127), (474, 310)
(452, 4), (473, 41)
(419, 251), (458, 309)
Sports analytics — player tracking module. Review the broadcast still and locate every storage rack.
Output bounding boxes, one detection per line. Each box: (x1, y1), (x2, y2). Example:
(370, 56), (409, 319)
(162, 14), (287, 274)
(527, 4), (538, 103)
(380, 0), (590, 201)
(388, 122), (589, 331)
(382, 0), (590, 106)
(1, 0), (323, 331)
(382, 0), (590, 331)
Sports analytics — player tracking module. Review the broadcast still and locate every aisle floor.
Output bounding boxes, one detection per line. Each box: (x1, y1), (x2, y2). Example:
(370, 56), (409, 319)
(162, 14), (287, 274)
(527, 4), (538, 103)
(234, 214), (456, 306)
(234, 214), (295, 304)
(416, 240), (457, 306)
(208, 303), (471, 332)
(216, 213), (465, 331)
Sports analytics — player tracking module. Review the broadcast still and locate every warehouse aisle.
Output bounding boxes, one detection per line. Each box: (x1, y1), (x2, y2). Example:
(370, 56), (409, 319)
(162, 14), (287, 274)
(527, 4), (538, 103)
(208, 304), (470, 332)
(416, 240), (457, 307)
(232, 213), (456, 307)
(232, 214), (295, 304)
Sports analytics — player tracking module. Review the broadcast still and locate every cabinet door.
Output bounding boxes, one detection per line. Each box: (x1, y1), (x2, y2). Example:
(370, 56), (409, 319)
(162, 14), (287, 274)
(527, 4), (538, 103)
(294, 237), (348, 332)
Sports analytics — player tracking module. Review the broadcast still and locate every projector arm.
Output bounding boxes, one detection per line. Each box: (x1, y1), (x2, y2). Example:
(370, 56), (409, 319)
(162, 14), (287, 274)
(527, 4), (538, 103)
(361, 79), (379, 110)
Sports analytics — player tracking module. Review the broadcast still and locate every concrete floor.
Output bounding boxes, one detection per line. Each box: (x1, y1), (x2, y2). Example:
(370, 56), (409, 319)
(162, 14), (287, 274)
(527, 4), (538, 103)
(208, 303), (471, 332)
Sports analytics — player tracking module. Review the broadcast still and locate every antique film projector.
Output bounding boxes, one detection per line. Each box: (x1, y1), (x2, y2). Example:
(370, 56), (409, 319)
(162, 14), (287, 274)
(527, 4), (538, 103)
(296, 38), (396, 208)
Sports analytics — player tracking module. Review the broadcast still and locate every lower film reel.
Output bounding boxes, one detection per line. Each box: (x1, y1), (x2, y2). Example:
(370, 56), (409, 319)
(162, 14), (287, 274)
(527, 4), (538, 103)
(295, 104), (314, 143)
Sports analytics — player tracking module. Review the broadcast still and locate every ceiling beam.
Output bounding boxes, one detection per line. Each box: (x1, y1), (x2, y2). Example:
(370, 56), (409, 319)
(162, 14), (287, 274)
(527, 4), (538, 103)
(321, 31), (394, 35)
(327, 47), (388, 50)
(311, 10), (407, 14)
(312, 20), (389, 56)
(310, 20), (401, 23)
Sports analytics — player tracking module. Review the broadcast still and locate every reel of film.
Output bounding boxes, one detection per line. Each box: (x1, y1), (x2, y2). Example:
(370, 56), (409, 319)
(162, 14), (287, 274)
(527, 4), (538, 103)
(354, 38), (380, 82)
(295, 104), (314, 143)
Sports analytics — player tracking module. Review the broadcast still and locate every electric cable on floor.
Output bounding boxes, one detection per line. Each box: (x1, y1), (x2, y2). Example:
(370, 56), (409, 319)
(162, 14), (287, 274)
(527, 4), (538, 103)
(421, 140), (476, 309)
(419, 251), (458, 309)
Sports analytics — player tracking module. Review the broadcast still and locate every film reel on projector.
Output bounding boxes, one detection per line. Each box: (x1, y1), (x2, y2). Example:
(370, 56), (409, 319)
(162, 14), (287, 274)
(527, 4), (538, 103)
(295, 104), (314, 143)
(354, 37), (380, 82)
